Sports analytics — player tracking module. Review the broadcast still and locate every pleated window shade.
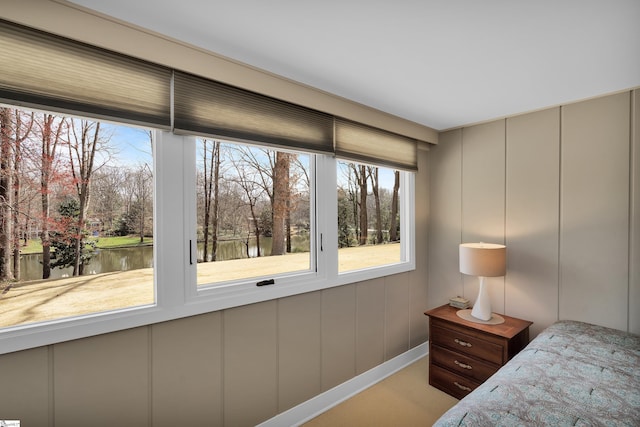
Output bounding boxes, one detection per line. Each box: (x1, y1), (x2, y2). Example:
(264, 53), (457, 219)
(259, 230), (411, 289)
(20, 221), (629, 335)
(335, 118), (418, 171)
(1, 19), (421, 168)
(173, 71), (334, 153)
(0, 19), (172, 128)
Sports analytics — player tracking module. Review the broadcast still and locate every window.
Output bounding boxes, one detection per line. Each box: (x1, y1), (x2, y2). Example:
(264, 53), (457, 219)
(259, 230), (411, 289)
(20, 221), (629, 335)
(0, 106), (155, 330)
(337, 161), (403, 273)
(195, 139), (312, 286)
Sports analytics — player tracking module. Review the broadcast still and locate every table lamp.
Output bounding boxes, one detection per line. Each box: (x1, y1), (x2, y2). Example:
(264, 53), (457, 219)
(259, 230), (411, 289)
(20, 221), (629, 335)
(457, 242), (506, 324)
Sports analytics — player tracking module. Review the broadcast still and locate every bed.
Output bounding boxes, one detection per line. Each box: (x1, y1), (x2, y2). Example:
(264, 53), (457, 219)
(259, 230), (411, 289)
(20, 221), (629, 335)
(433, 320), (640, 426)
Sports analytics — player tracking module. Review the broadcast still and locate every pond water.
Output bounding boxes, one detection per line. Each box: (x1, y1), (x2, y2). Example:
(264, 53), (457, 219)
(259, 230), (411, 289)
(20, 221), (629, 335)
(19, 235), (310, 282)
(20, 246), (154, 281)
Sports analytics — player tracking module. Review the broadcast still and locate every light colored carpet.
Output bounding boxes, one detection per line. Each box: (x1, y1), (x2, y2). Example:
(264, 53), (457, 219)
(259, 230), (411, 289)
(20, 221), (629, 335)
(303, 358), (459, 427)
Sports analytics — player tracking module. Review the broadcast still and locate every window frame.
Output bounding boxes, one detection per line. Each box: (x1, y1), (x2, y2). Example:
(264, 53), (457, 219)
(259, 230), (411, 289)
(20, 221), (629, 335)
(0, 129), (416, 355)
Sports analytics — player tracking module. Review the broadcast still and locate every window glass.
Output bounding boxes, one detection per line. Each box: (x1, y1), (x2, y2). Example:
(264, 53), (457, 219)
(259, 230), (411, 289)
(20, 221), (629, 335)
(195, 139), (311, 286)
(337, 161), (402, 273)
(0, 106), (155, 329)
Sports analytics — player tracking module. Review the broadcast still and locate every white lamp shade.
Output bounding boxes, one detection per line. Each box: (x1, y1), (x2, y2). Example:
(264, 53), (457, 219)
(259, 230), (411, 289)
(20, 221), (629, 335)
(459, 243), (506, 277)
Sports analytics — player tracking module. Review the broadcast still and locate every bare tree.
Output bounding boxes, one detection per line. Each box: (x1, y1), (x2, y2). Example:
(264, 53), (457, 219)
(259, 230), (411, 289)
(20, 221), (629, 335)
(210, 145), (222, 261)
(230, 147), (298, 255)
(338, 163), (359, 247)
(287, 155), (310, 251)
(0, 108), (14, 281)
(369, 166), (383, 244)
(132, 164), (152, 243)
(201, 139), (221, 262)
(352, 164), (368, 246)
(66, 119), (107, 275)
(90, 166), (124, 234)
(38, 114), (65, 279)
(10, 109), (34, 280)
(228, 149), (265, 257)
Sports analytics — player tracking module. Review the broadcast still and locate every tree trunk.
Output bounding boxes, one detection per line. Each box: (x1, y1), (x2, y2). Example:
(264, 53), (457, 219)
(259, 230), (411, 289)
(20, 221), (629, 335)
(250, 202), (261, 257)
(371, 167), (383, 244)
(202, 140), (218, 262)
(0, 108), (15, 281)
(41, 152), (51, 280)
(358, 165), (368, 246)
(211, 142), (220, 261)
(285, 200), (291, 253)
(11, 112), (22, 281)
(271, 152), (290, 255)
(69, 120), (100, 276)
(40, 114), (60, 280)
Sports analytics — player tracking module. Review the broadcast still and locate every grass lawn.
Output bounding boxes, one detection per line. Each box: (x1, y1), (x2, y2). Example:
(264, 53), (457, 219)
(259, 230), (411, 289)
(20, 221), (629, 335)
(1, 243), (401, 329)
(20, 235), (153, 254)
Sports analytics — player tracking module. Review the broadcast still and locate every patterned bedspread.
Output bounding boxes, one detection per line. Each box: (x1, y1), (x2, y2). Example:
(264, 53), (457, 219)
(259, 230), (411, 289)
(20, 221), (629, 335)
(433, 320), (640, 426)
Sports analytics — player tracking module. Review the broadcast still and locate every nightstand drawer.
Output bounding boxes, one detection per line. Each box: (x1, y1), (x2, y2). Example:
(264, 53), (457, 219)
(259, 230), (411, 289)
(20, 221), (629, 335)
(431, 324), (503, 365)
(429, 364), (480, 400)
(430, 344), (498, 382)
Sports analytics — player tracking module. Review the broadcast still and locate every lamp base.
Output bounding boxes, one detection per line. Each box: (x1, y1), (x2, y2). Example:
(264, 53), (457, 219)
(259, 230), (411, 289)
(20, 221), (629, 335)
(456, 309), (505, 325)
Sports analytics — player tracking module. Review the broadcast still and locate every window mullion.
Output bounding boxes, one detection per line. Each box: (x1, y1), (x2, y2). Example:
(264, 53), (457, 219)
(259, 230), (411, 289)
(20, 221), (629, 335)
(154, 130), (190, 307)
(316, 155), (338, 279)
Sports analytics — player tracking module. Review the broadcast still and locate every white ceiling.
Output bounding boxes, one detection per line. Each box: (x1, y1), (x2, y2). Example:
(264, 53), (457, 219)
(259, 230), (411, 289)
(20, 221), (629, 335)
(71, 0), (640, 131)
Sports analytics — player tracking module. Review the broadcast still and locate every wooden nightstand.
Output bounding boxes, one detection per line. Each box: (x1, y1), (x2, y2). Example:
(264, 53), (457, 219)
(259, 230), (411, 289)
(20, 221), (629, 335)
(424, 304), (532, 399)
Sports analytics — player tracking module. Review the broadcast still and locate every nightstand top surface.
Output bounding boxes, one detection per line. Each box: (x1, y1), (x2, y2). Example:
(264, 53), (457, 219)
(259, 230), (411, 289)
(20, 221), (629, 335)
(425, 304), (532, 339)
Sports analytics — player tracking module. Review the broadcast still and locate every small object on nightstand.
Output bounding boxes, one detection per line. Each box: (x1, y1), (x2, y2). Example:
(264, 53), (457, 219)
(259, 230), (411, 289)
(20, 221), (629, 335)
(449, 296), (470, 309)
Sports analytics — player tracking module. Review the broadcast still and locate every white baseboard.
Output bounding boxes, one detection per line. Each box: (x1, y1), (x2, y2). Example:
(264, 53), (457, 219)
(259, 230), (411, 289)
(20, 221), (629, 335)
(257, 342), (429, 427)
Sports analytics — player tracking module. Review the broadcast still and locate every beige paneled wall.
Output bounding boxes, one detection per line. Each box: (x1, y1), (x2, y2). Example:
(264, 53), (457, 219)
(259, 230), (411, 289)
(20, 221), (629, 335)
(224, 301), (279, 426)
(461, 121), (507, 315)
(277, 292), (322, 412)
(152, 313), (223, 426)
(427, 130), (462, 303)
(0, 148), (430, 427)
(428, 90), (639, 337)
(560, 93), (631, 329)
(54, 328), (151, 426)
(356, 278), (386, 374)
(0, 347), (49, 426)
(505, 108), (560, 336)
(410, 144), (431, 347)
(0, 274), (427, 426)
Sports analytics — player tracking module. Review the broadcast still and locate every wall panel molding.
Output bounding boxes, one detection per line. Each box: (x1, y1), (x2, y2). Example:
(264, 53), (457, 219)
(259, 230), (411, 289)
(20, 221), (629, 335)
(559, 92), (630, 330)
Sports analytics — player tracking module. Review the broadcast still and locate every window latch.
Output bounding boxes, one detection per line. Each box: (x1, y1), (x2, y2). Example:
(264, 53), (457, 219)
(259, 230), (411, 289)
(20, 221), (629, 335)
(256, 279), (275, 287)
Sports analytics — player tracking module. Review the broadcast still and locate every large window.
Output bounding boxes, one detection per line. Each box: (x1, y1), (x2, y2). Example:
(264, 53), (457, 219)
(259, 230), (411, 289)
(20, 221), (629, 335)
(0, 120), (415, 353)
(0, 106), (154, 330)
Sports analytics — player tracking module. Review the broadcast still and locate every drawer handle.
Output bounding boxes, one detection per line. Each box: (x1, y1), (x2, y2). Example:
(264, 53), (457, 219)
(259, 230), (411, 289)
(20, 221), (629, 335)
(454, 381), (472, 392)
(454, 338), (472, 347)
(454, 360), (472, 370)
